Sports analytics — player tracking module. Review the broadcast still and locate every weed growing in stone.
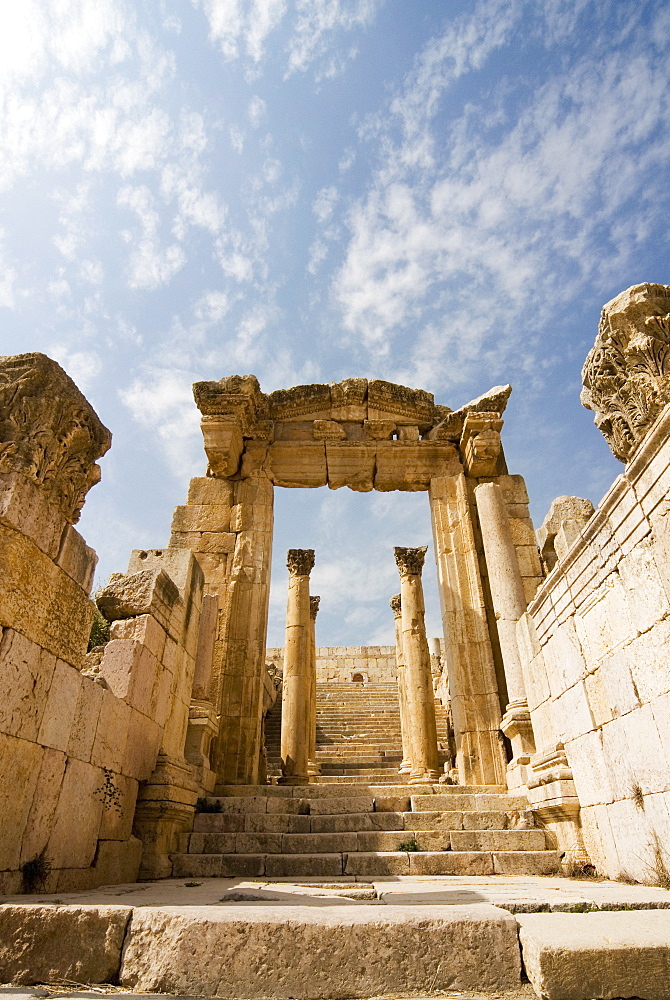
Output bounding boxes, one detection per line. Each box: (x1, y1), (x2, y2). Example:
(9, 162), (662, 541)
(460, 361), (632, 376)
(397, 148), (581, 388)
(196, 797), (222, 813)
(397, 837), (419, 852)
(21, 849), (52, 893)
(96, 767), (123, 814)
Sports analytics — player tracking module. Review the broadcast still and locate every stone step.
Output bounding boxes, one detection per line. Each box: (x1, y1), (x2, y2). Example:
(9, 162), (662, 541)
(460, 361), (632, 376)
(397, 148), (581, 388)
(192, 809), (531, 835)
(185, 828), (547, 855)
(172, 849), (560, 878)
(212, 782), (507, 797)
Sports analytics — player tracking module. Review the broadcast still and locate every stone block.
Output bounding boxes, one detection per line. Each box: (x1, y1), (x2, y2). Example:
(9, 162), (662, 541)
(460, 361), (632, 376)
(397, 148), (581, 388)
(0, 628), (56, 741)
(266, 442), (327, 488)
(0, 732), (44, 870)
(373, 795), (411, 812)
(264, 853), (344, 876)
(409, 851), (494, 875)
(237, 832), (284, 854)
(47, 758), (105, 869)
(0, 524), (93, 666)
(171, 504), (231, 533)
(196, 531), (237, 554)
(90, 689), (132, 772)
(0, 904), (131, 985)
(56, 525), (97, 593)
(91, 836), (143, 887)
(110, 614), (166, 659)
(187, 476), (235, 506)
(403, 810), (463, 831)
(630, 617), (670, 703)
(171, 853), (224, 877)
(38, 659), (82, 752)
(194, 813), (244, 833)
(120, 902), (521, 996)
(344, 851), (410, 875)
(98, 774), (138, 841)
(451, 829), (547, 851)
(518, 910), (670, 1000)
(493, 850), (559, 874)
(309, 795), (374, 814)
(188, 832), (238, 854)
(19, 747), (67, 863)
(325, 443), (376, 491)
(311, 812), (402, 833)
(0, 471), (67, 559)
(412, 793), (475, 811)
(282, 832), (358, 854)
(66, 677), (104, 762)
(122, 709), (161, 780)
(245, 814), (311, 834)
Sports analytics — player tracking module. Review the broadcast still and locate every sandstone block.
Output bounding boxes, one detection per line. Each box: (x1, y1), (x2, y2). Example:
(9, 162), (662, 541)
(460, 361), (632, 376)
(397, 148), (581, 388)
(409, 851), (494, 875)
(493, 850), (559, 875)
(56, 525), (97, 593)
(0, 732), (44, 870)
(451, 829), (547, 851)
(66, 677), (104, 762)
(194, 813), (245, 833)
(187, 476), (235, 506)
(38, 659), (82, 751)
(518, 909), (670, 1000)
(403, 810), (464, 831)
(245, 814), (311, 834)
(0, 628), (56, 741)
(344, 851), (410, 875)
(264, 853), (344, 877)
(171, 853), (224, 877)
(237, 832), (284, 854)
(0, 471), (67, 559)
(98, 774), (138, 841)
(91, 689), (132, 772)
(0, 524), (93, 666)
(282, 832), (357, 854)
(171, 504), (231, 533)
(122, 709), (161, 780)
(0, 905), (130, 985)
(374, 795), (411, 812)
(120, 903), (521, 996)
(47, 757), (105, 868)
(188, 832), (238, 854)
(110, 613), (166, 659)
(308, 795), (374, 815)
(19, 746), (67, 863)
(92, 836), (143, 886)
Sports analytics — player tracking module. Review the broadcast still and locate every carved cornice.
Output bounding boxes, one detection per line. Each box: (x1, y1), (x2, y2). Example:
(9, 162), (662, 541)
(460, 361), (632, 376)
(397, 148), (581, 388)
(0, 353), (111, 523)
(287, 548), (315, 576)
(394, 545), (427, 577)
(309, 595), (320, 619)
(459, 412), (504, 478)
(581, 283), (670, 463)
(390, 593), (402, 616)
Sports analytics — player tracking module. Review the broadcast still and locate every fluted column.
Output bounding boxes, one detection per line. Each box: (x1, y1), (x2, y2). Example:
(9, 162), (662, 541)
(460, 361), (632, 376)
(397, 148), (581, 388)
(394, 546), (440, 783)
(307, 595), (321, 777)
(475, 482), (535, 784)
(280, 548), (315, 784)
(391, 594), (412, 775)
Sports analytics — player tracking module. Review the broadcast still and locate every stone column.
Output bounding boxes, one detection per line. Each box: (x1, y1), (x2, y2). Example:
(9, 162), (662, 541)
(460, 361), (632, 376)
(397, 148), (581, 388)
(390, 594), (412, 775)
(307, 596), (321, 777)
(429, 473), (507, 786)
(394, 546), (440, 784)
(280, 549), (315, 784)
(475, 482), (535, 785)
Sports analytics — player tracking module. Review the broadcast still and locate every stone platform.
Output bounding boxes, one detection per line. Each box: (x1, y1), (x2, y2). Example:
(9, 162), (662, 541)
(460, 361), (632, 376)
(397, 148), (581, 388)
(1, 876), (669, 999)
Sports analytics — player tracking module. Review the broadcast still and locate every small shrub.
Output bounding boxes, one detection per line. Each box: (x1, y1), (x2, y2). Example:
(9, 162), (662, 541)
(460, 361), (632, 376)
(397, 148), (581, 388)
(21, 850), (52, 893)
(96, 768), (123, 815)
(88, 604), (110, 651)
(397, 837), (419, 852)
(196, 797), (222, 813)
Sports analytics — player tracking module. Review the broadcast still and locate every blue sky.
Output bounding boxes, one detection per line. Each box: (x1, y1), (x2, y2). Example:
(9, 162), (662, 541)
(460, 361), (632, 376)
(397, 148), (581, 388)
(1, 0), (667, 646)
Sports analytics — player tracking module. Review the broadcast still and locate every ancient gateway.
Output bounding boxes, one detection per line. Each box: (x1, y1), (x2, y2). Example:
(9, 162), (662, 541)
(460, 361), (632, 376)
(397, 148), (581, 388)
(2, 282), (670, 899)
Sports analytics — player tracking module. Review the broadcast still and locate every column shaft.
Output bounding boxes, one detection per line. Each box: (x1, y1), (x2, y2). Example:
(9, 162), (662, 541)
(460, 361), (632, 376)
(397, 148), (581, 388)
(280, 549), (315, 784)
(394, 547), (440, 783)
(307, 596), (320, 776)
(391, 594), (412, 774)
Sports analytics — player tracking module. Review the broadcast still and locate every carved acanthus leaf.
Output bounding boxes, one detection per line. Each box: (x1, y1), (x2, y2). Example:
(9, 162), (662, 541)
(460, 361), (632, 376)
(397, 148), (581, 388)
(309, 595), (321, 619)
(581, 283), (670, 463)
(394, 545), (427, 577)
(390, 593), (402, 616)
(287, 548), (315, 576)
(0, 353), (111, 523)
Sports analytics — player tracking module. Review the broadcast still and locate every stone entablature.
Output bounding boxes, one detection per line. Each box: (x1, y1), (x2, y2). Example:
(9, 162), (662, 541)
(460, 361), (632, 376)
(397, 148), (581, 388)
(265, 645), (445, 685)
(192, 375), (511, 491)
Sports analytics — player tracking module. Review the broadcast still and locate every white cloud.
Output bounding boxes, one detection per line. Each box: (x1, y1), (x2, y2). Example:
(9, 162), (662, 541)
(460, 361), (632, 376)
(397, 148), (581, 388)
(49, 344), (102, 392)
(195, 0), (286, 64)
(248, 95), (267, 129)
(117, 184), (186, 289)
(313, 185), (338, 223)
(286, 0), (383, 78)
(119, 368), (202, 479)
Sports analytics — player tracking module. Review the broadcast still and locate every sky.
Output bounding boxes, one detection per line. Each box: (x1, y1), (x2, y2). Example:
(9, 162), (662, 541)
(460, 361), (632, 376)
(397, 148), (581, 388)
(1, 0), (668, 647)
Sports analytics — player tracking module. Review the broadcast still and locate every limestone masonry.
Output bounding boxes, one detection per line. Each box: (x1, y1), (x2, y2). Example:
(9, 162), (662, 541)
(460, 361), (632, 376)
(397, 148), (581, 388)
(2, 284), (670, 995)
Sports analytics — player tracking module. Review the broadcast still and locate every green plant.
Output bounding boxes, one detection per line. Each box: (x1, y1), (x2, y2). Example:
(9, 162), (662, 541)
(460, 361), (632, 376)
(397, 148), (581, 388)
(88, 604), (110, 651)
(631, 781), (645, 810)
(397, 837), (419, 852)
(21, 849), (52, 893)
(196, 797), (222, 813)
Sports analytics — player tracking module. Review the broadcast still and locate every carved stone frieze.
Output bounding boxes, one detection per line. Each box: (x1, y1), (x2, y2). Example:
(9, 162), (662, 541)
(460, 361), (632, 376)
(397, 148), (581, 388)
(390, 593), (402, 616)
(313, 419), (347, 441)
(0, 352), (111, 523)
(309, 595), (320, 620)
(581, 283), (670, 463)
(394, 545), (427, 577)
(287, 548), (315, 577)
(364, 420), (396, 441)
(427, 385), (511, 442)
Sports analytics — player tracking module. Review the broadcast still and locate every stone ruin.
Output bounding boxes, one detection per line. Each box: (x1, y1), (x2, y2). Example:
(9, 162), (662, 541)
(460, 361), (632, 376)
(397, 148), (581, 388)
(1, 282), (670, 893)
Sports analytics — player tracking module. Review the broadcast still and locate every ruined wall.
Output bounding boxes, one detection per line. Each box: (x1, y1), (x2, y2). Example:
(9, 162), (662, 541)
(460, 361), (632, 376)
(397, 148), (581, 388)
(0, 354), (205, 892)
(519, 284), (670, 881)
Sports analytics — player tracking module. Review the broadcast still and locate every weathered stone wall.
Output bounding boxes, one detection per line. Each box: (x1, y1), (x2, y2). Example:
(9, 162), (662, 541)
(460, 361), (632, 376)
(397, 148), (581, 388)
(266, 644), (447, 685)
(0, 354), (207, 893)
(521, 404), (670, 881)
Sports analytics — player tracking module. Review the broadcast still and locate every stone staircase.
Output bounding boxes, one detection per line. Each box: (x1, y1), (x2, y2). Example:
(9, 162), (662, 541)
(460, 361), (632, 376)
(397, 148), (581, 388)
(265, 680), (451, 783)
(172, 782), (559, 877)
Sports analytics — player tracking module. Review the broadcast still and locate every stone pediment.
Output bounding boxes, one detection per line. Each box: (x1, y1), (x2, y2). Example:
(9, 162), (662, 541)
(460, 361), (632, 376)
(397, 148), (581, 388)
(192, 375), (511, 487)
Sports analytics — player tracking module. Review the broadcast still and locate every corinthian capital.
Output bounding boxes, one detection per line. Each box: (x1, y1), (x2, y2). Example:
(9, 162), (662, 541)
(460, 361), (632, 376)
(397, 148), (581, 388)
(287, 548), (315, 576)
(394, 545), (427, 577)
(390, 593), (402, 617)
(309, 595), (320, 620)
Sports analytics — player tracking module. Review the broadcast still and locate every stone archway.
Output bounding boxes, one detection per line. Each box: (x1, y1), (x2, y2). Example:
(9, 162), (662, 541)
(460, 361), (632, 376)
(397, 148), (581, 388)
(169, 376), (543, 788)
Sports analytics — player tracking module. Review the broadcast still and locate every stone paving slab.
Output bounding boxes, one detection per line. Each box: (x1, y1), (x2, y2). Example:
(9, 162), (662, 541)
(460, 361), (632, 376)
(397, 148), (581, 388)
(517, 909), (670, 999)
